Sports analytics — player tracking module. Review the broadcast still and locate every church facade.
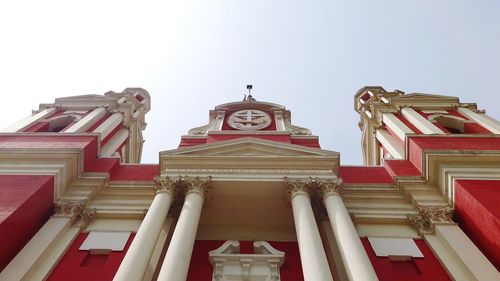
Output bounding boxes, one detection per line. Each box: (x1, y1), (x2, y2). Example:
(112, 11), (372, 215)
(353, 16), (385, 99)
(0, 87), (499, 281)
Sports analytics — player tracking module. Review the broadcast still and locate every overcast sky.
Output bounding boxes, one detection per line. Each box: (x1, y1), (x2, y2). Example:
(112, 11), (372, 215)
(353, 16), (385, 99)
(1, 1), (499, 165)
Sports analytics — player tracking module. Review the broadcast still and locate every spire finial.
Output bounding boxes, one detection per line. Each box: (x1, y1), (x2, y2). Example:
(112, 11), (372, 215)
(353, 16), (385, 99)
(243, 85), (256, 102)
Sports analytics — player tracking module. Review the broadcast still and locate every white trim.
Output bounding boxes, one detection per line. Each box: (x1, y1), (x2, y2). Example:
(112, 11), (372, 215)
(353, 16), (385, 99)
(101, 128), (129, 157)
(93, 113), (123, 140)
(401, 107), (445, 135)
(382, 113), (414, 141)
(425, 225), (500, 281)
(65, 107), (107, 133)
(375, 129), (404, 159)
(458, 107), (500, 133)
(1, 107), (56, 132)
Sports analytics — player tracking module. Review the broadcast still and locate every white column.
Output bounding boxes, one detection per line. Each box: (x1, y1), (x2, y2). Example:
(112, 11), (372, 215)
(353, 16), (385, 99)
(285, 178), (334, 281)
(401, 107), (445, 135)
(427, 224), (500, 281)
(320, 180), (379, 281)
(458, 107), (500, 134)
(65, 107), (107, 133)
(214, 111), (225, 131)
(274, 110), (286, 131)
(1, 107), (56, 132)
(382, 113), (414, 141)
(0, 200), (91, 281)
(93, 112), (123, 140)
(113, 177), (176, 281)
(409, 205), (500, 281)
(375, 129), (405, 159)
(101, 128), (129, 157)
(157, 176), (211, 281)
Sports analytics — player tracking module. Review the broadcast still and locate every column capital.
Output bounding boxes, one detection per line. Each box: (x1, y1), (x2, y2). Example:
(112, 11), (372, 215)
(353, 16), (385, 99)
(53, 199), (86, 220)
(154, 176), (178, 195)
(407, 205), (454, 235)
(53, 199), (96, 229)
(283, 177), (312, 199)
(315, 178), (343, 199)
(181, 176), (212, 196)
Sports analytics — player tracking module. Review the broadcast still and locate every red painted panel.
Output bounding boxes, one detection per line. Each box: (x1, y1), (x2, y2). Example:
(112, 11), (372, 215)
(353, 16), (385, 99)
(110, 165), (159, 181)
(86, 158), (121, 173)
(339, 166), (393, 184)
(362, 238), (451, 281)
(464, 123), (491, 134)
(454, 180), (500, 270)
(384, 160), (421, 178)
(0, 175), (54, 271)
(24, 122), (50, 132)
(206, 134), (292, 144)
(290, 138), (321, 148)
(47, 233), (135, 281)
(100, 125), (123, 147)
(407, 136), (500, 173)
(187, 240), (303, 281)
(179, 137), (208, 148)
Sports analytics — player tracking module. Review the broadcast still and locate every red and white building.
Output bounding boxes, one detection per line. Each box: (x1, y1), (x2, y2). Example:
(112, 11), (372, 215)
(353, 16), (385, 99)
(0, 86), (499, 281)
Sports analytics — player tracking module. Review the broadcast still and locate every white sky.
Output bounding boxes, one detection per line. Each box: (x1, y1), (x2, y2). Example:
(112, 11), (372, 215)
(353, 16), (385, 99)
(1, 0), (499, 165)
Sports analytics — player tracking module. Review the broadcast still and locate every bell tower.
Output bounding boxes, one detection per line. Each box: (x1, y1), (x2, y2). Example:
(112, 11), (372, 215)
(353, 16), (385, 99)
(1, 88), (150, 163)
(355, 86), (499, 165)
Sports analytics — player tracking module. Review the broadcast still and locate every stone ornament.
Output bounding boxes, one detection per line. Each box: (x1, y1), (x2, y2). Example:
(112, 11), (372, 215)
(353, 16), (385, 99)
(407, 205), (454, 235)
(283, 177), (311, 199)
(228, 109), (272, 131)
(181, 175), (212, 196)
(53, 199), (96, 229)
(283, 177), (343, 199)
(54, 199), (86, 219)
(153, 176), (178, 195)
(209, 240), (285, 281)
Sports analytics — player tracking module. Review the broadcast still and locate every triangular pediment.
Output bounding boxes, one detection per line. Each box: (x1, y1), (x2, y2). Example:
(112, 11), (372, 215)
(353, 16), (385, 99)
(160, 137), (339, 157)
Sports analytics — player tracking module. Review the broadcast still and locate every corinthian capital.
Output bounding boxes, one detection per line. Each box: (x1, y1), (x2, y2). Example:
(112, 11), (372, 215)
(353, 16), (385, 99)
(182, 176), (212, 196)
(407, 205), (454, 235)
(54, 200), (86, 219)
(315, 178), (343, 199)
(153, 176), (178, 195)
(283, 177), (311, 199)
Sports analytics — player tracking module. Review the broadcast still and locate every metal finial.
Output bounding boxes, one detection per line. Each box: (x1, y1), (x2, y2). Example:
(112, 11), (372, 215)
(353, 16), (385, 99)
(244, 85), (256, 102)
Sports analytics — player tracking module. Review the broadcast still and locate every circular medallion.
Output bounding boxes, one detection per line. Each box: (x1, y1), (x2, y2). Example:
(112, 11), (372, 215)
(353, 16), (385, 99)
(228, 109), (272, 131)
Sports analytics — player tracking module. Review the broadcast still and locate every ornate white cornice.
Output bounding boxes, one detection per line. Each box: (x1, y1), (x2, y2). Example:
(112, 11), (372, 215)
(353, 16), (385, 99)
(407, 205), (454, 235)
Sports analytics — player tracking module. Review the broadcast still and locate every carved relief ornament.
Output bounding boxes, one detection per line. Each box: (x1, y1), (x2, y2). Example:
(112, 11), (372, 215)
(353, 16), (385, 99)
(53, 199), (96, 229)
(153, 175), (178, 195)
(181, 175), (212, 196)
(407, 205), (454, 235)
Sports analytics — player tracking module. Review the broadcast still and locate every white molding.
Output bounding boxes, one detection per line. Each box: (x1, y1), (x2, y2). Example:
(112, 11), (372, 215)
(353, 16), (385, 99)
(375, 129), (404, 159)
(101, 128), (129, 157)
(401, 107), (445, 135)
(382, 113), (414, 141)
(1, 107), (56, 132)
(458, 107), (500, 134)
(93, 112), (123, 140)
(65, 107), (107, 133)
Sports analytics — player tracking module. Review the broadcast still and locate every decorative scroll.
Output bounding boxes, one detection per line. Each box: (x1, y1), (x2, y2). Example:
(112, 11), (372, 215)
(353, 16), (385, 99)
(407, 205), (454, 235)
